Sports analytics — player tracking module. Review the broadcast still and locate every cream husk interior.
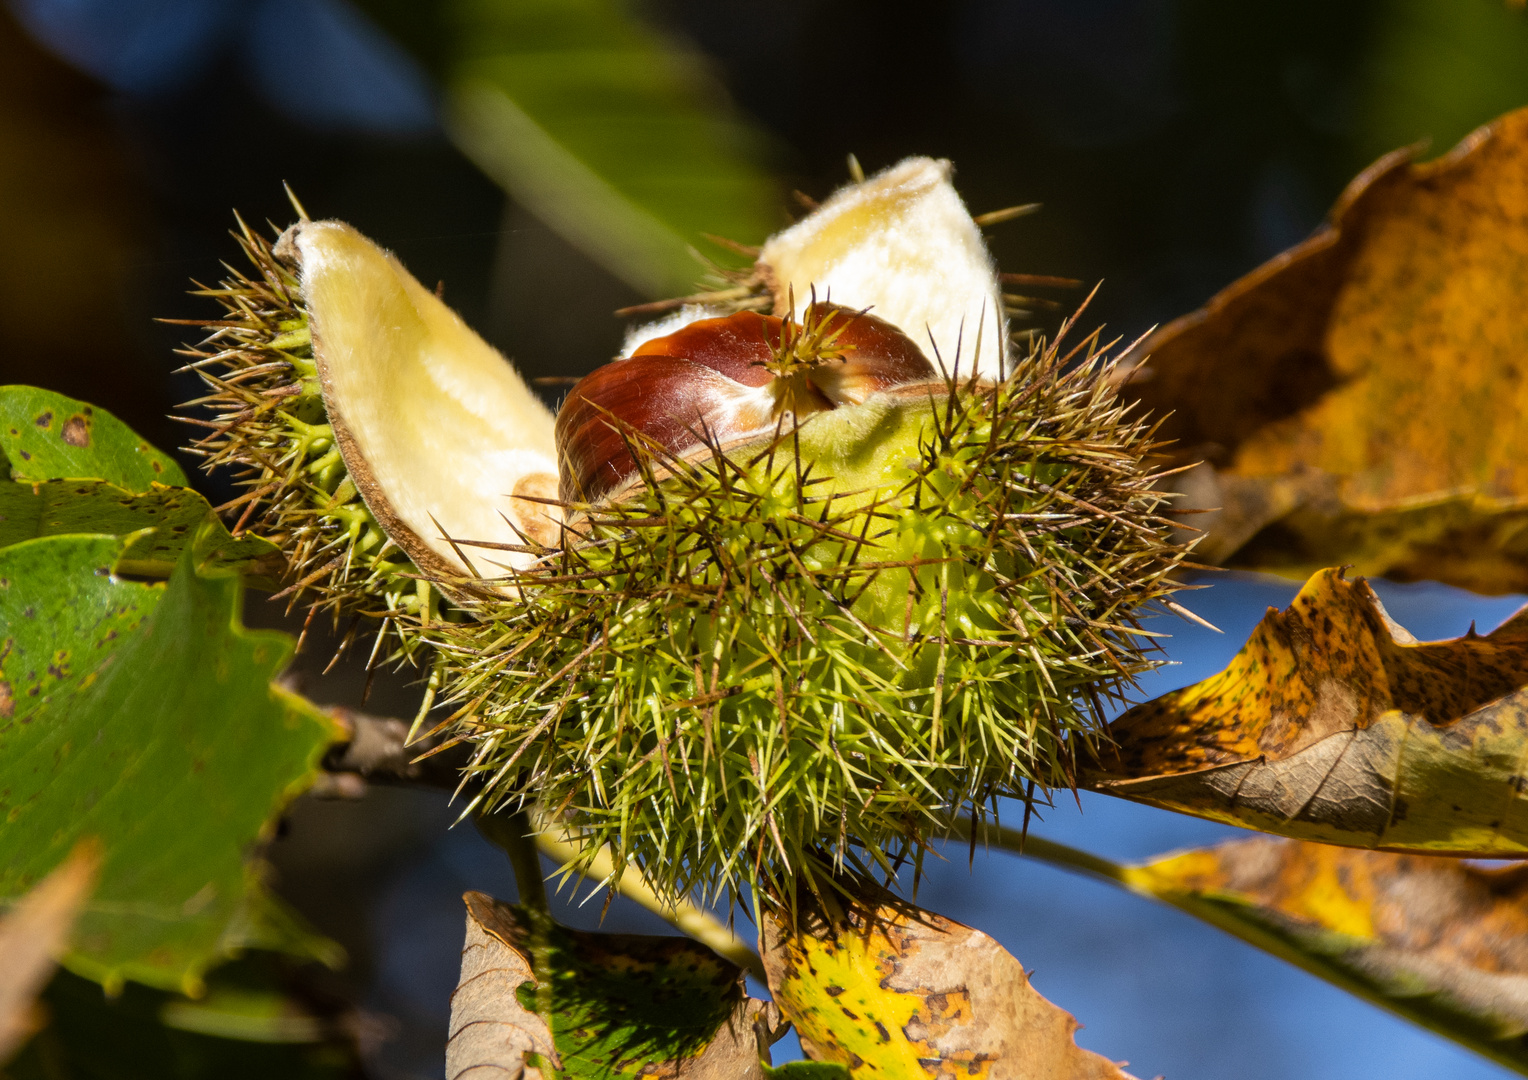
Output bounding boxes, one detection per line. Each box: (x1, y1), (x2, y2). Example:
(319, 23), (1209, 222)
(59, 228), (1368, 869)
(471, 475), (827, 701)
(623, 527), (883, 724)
(285, 221), (559, 578)
(758, 157), (1009, 381)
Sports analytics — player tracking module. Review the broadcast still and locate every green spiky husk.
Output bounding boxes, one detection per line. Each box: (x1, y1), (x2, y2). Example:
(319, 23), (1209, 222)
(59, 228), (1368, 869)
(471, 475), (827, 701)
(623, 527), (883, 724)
(175, 221), (431, 658)
(430, 344), (1188, 904)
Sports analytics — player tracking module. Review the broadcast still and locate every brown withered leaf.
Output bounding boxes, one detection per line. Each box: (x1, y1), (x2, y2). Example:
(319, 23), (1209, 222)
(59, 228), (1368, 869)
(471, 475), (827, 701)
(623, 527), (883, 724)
(0, 840), (100, 1063)
(1090, 566), (1528, 854)
(447, 892), (772, 1080)
(1124, 105), (1528, 593)
(762, 891), (1135, 1080)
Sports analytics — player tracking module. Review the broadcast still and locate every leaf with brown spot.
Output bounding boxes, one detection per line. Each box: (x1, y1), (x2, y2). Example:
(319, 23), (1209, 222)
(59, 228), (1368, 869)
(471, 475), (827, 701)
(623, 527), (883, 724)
(0, 839), (99, 1064)
(761, 889), (1134, 1080)
(0, 387), (184, 490)
(0, 479), (282, 581)
(447, 892), (774, 1080)
(1090, 566), (1528, 854)
(1124, 106), (1528, 594)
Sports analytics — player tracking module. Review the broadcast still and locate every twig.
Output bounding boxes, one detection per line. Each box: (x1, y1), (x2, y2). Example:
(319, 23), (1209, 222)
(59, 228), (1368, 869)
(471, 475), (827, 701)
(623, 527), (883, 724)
(532, 811), (765, 981)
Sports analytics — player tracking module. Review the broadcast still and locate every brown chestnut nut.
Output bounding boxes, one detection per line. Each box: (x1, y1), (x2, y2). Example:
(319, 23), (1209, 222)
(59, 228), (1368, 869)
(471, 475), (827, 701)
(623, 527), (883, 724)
(555, 303), (938, 503)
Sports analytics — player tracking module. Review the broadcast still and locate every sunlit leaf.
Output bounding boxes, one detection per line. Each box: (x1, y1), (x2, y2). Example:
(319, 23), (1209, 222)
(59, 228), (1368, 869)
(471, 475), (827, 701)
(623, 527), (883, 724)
(1124, 106), (1528, 594)
(0, 387), (185, 489)
(1090, 566), (1528, 854)
(439, 0), (780, 296)
(761, 890), (1134, 1079)
(0, 841), (99, 1064)
(447, 892), (772, 1078)
(0, 479), (281, 580)
(0, 537), (338, 994)
(996, 826), (1528, 1076)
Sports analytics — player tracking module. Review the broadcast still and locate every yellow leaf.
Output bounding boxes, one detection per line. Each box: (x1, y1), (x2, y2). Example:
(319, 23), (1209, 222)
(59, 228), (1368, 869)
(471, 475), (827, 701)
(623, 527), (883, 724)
(1090, 566), (1528, 854)
(1125, 105), (1528, 594)
(763, 893), (1134, 1080)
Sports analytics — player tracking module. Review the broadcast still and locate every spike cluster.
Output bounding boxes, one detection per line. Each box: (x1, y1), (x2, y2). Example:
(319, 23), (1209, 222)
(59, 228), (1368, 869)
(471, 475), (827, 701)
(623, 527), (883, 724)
(173, 156), (1198, 907)
(174, 221), (426, 660)
(428, 323), (1188, 903)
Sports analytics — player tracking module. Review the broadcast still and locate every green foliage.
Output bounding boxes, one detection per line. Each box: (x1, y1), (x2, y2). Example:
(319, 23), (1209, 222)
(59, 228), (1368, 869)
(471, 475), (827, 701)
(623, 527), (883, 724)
(763, 1064), (851, 1079)
(0, 386), (185, 488)
(436, 0), (780, 295)
(7, 966), (358, 1080)
(0, 480), (280, 580)
(0, 536), (337, 994)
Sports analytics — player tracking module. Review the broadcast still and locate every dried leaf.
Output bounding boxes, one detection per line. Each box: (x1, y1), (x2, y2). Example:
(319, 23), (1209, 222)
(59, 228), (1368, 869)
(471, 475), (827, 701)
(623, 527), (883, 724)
(761, 893), (1134, 1080)
(1091, 566), (1528, 854)
(447, 892), (771, 1079)
(1124, 106), (1528, 593)
(0, 841), (100, 1063)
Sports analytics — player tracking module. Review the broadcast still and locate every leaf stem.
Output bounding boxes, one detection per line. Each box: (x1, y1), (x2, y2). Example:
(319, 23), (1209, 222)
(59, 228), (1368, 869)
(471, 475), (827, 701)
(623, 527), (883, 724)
(477, 810), (550, 913)
(531, 810), (766, 982)
(476, 810), (559, 1077)
(949, 815), (1131, 887)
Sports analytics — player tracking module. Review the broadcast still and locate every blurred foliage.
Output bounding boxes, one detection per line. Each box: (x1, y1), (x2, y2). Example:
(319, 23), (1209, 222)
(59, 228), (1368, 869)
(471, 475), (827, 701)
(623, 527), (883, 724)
(0, 17), (145, 431)
(1359, 0), (1528, 168)
(6, 963), (361, 1080)
(359, 0), (781, 296)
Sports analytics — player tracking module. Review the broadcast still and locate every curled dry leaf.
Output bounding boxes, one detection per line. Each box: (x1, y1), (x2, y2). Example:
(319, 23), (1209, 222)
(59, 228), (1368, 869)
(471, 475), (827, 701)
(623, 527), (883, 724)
(447, 892), (772, 1079)
(0, 840), (100, 1063)
(1091, 567), (1528, 854)
(1124, 106), (1528, 593)
(761, 893), (1134, 1080)
(1124, 837), (1528, 1073)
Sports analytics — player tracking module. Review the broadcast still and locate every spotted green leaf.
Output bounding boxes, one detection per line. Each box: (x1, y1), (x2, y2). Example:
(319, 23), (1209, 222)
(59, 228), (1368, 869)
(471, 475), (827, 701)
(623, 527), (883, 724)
(0, 536), (338, 994)
(0, 386), (185, 488)
(0, 479), (281, 580)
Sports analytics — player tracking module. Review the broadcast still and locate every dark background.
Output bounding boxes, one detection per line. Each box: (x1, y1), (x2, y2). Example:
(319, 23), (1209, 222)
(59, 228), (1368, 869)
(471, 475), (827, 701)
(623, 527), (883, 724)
(3, 1), (1528, 1076)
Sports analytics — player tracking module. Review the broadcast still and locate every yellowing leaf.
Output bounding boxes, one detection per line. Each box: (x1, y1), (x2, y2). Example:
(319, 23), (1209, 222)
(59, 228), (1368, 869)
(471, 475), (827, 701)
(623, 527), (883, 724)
(762, 894), (1133, 1080)
(977, 823), (1528, 1075)
(1125, 105), (1528, 594)
(1090, 566), (1528, 855)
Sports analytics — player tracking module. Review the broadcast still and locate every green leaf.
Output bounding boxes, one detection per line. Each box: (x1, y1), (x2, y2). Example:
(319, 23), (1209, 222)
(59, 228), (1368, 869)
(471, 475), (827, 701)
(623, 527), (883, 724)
(0, 387), (185, 488)
(447, 892), (772, 1078)
(7, 964), (360, 1079)
(439, 0), (780, 296)
(762, 1064), (851, 1079)
(994, 826), (1528, 1076)
(0, 537), (338, 994)
(0, 479), (281, 580)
